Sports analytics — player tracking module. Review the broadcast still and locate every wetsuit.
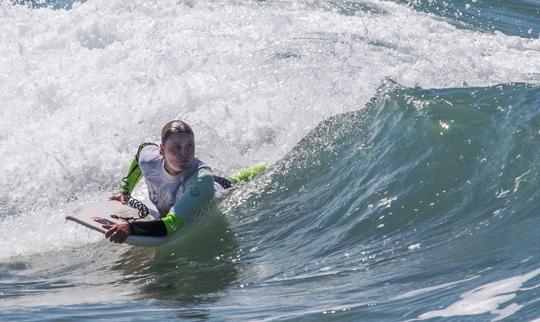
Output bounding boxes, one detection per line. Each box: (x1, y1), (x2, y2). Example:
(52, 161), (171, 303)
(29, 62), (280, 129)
(119, 143), (229, 237)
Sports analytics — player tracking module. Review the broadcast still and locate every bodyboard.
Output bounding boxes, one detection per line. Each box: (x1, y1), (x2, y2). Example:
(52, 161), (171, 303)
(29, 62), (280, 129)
(66, 200), (171, 247)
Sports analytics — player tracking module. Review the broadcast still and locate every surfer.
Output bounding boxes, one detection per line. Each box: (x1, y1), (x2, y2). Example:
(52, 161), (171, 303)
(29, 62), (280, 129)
(104, 120), (231, 244)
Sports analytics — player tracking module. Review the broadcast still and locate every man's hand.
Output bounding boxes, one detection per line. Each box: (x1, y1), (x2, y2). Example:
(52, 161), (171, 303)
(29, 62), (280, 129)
(103, 223), (131, 244)
(109, 193), (129, 204)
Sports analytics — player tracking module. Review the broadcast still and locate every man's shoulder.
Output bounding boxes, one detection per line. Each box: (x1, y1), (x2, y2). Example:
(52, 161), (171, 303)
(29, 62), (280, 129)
(138, 143), (160, 163)
(185, 161), (214, 189)
(197, 166), (214, 178)
(193, 160), (213, 177)
(182, 162), (214, 200)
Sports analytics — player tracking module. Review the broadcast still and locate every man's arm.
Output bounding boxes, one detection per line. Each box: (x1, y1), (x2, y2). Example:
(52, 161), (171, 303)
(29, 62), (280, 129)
(104, 170), (214, 241)
(110, 143), (157, 202)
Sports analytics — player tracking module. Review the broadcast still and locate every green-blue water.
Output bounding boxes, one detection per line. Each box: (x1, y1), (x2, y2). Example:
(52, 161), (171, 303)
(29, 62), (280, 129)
(1, 0), (539, 321)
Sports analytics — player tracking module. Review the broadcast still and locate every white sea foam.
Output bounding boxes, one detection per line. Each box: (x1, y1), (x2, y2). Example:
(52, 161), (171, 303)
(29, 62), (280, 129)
(419, 267), (540, 321)
(0, 0), (539, 257)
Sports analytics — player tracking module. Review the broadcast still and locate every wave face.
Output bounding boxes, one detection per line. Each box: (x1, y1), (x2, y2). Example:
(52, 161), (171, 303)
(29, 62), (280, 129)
(220, 82), (540, 320)
(0, 0), (539, 321)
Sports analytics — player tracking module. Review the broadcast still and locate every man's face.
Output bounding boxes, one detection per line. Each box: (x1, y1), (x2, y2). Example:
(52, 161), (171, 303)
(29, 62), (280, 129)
(160, 132), (195, 175)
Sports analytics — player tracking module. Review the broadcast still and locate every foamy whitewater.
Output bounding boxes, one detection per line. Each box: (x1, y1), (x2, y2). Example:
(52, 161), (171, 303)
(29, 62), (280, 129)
(0, 0), (539, 321)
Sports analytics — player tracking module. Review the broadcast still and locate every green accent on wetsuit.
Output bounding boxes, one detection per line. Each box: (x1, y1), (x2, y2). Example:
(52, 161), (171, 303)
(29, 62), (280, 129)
(119, 143), (157, 195)
(161, 211), (185, 235)
(228, 164), (268, 184)
(120, 158), (143, 195)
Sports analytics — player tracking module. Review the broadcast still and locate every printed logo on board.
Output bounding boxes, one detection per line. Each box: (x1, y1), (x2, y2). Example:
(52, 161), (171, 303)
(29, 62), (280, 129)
(91, 217), (116, 225)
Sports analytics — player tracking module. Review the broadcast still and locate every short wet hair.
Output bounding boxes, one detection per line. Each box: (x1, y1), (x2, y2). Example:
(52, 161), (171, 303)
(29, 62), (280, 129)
(161, 120), (194, 143)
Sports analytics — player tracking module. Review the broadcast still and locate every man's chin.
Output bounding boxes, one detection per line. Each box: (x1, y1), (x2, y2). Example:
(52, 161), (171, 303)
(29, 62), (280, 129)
(165, 160), (192, 175)
(177, 162), (190, 171)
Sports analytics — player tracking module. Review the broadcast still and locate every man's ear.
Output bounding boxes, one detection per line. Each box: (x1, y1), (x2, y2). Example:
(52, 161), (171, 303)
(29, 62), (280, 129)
(159, 143), (165, 156)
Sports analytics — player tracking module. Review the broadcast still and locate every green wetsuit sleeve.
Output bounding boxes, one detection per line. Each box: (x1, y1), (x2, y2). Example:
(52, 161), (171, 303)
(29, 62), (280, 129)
(120, 158), (142, 195)
(228, 164), (268, 184)
(160, 211), (185, 235)
(119, 143), (157, 195)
